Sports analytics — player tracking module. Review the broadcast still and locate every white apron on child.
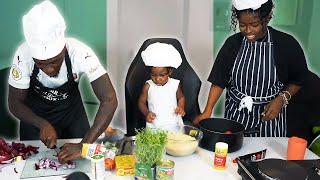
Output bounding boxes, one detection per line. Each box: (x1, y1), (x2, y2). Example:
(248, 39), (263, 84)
(146, 78), (183, 131)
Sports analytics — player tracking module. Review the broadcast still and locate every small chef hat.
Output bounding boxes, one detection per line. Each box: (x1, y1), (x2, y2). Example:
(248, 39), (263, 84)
(232, 0), (269, 10)
(141, 42), (182, 69)
(23, 0), (66, 60)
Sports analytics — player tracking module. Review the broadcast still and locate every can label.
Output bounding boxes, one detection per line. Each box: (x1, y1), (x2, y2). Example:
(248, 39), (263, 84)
(91, 154), (105, 180)
(156, 160), (174, 180)
(214, 142), (228, 170)
(135, 163), (154, 180)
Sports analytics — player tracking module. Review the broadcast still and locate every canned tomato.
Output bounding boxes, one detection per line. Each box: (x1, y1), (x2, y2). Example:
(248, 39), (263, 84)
(214, 142), (228, 170)
(91, 154), (105, 180)
(156, 159), (174, 180)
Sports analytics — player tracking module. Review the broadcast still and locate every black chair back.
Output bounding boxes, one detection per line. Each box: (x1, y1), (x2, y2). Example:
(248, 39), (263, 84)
(125, 38), (201, 135)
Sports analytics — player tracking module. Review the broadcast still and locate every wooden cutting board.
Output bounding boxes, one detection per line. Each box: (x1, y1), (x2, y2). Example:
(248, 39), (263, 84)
(21, 149), (91, 179)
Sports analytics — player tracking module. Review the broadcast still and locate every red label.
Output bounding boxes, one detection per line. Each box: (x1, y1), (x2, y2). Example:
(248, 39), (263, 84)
(214, 155), (226, 168)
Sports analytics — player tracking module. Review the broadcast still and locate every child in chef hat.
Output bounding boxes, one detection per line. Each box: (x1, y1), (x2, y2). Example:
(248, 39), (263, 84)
(138, 42), (185, 131)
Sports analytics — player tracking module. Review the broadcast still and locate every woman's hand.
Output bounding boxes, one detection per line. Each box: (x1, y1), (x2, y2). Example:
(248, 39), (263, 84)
(193, 112), (211, 125)
(261, 96), (284, 121)
(58, 143), (82, 164)
(40, 121), (57, 149)
(175, 107), (185, 116)
(146, 111), (156, 123)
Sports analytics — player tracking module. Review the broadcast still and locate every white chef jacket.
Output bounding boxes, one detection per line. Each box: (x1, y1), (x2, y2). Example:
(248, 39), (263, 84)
(8, 38), (106, 89)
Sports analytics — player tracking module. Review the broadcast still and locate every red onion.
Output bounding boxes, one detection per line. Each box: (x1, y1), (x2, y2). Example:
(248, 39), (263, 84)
(0, 138), (39, 164)
(35, 158), (76, 171)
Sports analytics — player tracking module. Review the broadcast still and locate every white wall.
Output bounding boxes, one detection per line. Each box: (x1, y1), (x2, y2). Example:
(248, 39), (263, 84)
(107, 0), (213, 132)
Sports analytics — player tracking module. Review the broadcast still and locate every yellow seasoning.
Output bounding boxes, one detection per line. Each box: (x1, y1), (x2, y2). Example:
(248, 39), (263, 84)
(115, 155), (135, 176)
(213, 142), (228, 170)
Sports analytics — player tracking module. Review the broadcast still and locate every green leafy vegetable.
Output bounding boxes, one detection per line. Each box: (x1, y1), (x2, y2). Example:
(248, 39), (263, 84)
(135, 128), (167, 166)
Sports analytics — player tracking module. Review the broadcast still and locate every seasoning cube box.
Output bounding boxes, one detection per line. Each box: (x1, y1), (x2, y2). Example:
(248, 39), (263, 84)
(115, 155), (135, 176)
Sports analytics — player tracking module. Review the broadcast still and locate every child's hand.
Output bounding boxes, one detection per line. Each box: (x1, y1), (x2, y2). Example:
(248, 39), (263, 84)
(175, 107), (185, 116)
(146, 111), (156, 123)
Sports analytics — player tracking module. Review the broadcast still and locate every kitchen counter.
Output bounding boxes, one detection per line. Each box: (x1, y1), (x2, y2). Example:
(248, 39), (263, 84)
(1, 137), (318, 180)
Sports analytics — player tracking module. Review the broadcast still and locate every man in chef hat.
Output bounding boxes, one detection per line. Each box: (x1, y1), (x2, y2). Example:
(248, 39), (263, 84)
(138, 42), (186, 131)
(7, 0), (117, 163)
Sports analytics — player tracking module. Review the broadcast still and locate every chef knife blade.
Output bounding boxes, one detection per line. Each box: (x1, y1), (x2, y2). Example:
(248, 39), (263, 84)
(51, 145), (60, 154)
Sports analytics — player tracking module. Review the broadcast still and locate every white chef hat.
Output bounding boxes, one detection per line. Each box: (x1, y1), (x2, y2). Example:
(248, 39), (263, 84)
(232, 0), (269, 10)
(141, 42), (182, 69)
(23, 0), (66, 60)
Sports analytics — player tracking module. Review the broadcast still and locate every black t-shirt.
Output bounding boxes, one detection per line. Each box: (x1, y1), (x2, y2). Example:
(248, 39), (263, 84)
(208, 26), (309, 89)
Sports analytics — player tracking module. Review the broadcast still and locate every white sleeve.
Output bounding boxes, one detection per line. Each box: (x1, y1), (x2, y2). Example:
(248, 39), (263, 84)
(8, 46), (32, 89)
(75, 42), (106, 82)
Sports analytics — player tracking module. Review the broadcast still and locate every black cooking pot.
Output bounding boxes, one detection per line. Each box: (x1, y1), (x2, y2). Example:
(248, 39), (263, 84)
(198, 118), (259, 152)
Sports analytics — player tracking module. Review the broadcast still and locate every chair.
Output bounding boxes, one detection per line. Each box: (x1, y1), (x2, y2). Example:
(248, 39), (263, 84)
(0, 67), (18, 139)
(125, 38), (201, 136)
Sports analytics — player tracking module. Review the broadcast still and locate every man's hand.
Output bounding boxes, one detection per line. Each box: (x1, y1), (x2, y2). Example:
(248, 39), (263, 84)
(175, 107), (185, 116)
(261, 96), (284, 121)
(193, 112), (211, 125)
(58, 143), (82, 164)
(40, 122), (57, 149)
(146, 111), (156, 123)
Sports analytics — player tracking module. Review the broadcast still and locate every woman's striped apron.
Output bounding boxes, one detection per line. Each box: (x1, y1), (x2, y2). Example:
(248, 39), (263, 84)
(225, 29), (286, 137)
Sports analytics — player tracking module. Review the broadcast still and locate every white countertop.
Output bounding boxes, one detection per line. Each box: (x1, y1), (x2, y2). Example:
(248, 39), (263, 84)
(1, 137), (318, 180)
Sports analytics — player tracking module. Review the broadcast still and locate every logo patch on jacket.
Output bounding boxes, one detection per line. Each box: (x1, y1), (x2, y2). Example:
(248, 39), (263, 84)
(11, 65), (22, 81)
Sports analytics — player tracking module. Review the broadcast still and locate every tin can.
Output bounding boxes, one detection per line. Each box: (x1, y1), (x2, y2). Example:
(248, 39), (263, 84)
(134, 163), (155, 180)
(156, 159), (174, 180)
(214, 142), (228, 170)
(91, 154), (105, 180)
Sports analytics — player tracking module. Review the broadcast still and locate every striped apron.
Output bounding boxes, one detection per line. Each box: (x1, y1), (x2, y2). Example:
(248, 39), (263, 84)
(225, 29), (286, 137)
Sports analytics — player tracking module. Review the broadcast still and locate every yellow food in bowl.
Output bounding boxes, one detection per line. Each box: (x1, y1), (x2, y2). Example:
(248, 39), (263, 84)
(166, 132), (198, 156)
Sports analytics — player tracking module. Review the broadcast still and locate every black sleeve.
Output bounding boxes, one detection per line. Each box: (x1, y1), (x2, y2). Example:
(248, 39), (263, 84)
(287, 35), (309, 86)
(208, 35), (240, 88)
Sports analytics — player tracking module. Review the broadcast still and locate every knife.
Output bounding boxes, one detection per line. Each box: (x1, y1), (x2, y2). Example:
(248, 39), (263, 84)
(51, 145), (60, 154)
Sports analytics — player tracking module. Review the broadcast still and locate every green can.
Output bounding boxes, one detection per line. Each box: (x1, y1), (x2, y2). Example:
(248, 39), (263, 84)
(156, 159), (174, 180)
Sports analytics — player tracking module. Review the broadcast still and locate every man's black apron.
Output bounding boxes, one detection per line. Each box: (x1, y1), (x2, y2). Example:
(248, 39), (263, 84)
(225, 29), (286, 137)
(20, 50), (89, 140)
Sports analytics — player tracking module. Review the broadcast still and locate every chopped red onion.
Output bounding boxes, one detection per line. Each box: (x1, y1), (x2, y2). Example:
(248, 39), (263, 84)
(35, 158), (76, 171)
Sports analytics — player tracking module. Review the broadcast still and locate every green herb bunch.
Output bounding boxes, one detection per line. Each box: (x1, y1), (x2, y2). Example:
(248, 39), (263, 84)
(135, 128), (167, 166)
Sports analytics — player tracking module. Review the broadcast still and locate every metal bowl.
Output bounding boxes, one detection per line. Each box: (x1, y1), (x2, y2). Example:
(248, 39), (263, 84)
(96, 128), (125, 143)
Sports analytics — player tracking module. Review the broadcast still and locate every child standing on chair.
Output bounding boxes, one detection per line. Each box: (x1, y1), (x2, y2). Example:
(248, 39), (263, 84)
(138, 42), (185, 130)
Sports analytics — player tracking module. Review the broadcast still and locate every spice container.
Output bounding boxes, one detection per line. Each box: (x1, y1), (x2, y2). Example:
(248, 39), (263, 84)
(213, 142), (228, 170)
(91, 154), (105, 180)
(82, 143), (106, 159)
